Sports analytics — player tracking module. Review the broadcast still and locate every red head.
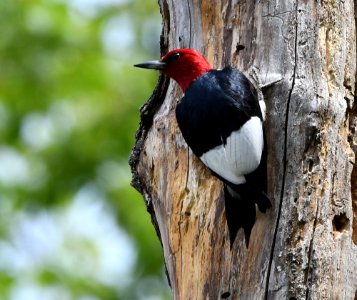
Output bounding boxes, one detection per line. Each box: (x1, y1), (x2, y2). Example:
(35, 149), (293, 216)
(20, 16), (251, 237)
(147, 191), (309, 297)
(134, 48), (212, 92)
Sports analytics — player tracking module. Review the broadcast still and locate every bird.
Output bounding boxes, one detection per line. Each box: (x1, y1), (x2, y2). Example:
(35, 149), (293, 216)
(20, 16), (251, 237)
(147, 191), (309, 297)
(134, 48), (271, 247)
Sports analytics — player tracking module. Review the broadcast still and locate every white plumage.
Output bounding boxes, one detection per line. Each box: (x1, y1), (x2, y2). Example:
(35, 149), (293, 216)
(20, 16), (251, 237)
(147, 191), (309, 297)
(259, 100), (266, 121)
(200, 116), (263, 184)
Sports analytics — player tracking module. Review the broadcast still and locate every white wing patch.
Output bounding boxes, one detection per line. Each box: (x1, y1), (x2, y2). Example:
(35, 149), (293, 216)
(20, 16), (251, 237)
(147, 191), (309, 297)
(200, 117), (263, 184)
(259, 100), (266, 121)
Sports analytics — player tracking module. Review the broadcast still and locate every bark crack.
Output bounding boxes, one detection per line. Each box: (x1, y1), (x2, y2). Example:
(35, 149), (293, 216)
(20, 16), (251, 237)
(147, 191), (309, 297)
(185, 147), (190, 190)
(129, 74), (169, 193)
(187, 0), (192, 47)
(305, 200), (319, 299)
(178, 209), (183, 299)
(351, 0), (357, 245)
(350, 97), (357, 244)
(262, 10), (293, 20)
(265, 2), (299, 298)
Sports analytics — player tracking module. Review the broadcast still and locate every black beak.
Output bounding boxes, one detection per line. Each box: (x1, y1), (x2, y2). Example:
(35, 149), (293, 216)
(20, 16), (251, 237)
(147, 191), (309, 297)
(134, 60), (167, 70)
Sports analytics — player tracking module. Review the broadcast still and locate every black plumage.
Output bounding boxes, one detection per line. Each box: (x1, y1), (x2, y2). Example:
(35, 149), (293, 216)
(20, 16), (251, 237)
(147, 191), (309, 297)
(176, 66), (271, 247)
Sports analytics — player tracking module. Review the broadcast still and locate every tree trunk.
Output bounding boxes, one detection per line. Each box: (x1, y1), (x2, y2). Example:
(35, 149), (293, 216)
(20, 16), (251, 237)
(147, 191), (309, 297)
(130, 0), (357, 299)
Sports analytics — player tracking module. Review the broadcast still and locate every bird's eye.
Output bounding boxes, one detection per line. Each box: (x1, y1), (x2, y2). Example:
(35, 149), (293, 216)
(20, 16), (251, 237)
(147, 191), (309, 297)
(171, 53), (180, 60)
(165, 52), (180, 63)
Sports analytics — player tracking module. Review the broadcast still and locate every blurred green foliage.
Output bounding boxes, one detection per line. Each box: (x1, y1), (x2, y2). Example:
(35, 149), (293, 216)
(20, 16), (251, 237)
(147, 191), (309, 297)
(0, 0), (170, 299)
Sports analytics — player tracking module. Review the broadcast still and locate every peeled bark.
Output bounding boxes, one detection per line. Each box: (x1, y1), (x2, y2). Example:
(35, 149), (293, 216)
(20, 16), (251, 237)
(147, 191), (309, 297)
(130, 0), (357, 299)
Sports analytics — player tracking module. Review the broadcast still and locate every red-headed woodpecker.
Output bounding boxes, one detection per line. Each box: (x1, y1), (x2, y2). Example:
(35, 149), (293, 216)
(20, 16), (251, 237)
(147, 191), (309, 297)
(135, 48), (271, 247)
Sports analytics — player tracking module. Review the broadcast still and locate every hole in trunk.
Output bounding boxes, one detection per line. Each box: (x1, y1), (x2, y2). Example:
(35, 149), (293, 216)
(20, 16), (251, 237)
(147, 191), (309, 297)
(221, 291), (231, 298)
(332, 213), (349, 232)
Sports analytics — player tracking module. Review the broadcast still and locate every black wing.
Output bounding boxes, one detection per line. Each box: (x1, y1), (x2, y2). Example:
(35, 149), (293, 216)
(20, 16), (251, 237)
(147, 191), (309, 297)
(176, 67), (270, 246)
(176, 66), (262, 157)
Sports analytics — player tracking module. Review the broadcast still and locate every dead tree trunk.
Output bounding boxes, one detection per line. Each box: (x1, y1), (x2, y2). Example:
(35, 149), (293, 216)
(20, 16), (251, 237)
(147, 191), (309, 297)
(130, 0), (357, 299)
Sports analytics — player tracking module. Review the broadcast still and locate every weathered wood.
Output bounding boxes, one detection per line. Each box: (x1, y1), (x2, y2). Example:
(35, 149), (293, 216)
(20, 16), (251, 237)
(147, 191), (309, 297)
(130, 0), (357, 299)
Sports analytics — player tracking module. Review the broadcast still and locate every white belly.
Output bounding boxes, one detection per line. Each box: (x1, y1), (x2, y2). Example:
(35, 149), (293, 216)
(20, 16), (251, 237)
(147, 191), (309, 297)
(200, 116), (263, 184)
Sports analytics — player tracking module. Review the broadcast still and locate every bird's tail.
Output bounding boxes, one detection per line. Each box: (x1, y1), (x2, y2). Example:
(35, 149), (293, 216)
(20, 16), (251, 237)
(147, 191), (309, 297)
(224, 183), (271, 248)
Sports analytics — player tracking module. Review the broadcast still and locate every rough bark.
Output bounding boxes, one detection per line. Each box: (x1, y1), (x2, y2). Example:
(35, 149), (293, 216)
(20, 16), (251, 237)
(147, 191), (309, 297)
(130, 0), (357, 299)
